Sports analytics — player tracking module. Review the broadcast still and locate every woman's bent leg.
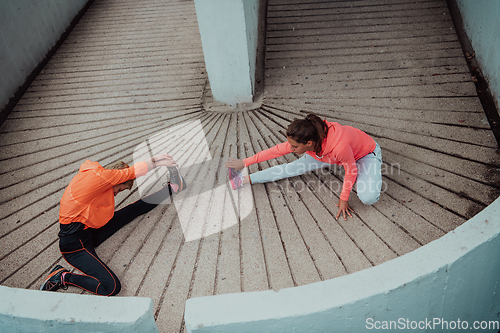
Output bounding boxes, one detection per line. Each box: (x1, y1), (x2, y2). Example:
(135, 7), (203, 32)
(91, 184), (172, 247)
(355, 144), (383, 205)
(60, 230), (121, 296)
(249, 154), (330, 184)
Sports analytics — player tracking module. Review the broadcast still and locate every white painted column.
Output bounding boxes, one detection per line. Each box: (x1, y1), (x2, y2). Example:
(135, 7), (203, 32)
(194, 0), (259, 107)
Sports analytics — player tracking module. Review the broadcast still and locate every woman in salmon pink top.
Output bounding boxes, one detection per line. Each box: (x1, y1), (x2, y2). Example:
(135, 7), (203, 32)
(225, 113), (382, 221)
(39, 154), (186, 296)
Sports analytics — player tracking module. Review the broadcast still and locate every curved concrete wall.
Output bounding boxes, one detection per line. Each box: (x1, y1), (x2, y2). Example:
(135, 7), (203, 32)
(0, 0), (89, 112)
(184, 196), (500, 332)
(0, 286), (159, 332)
(455, 0), (500, 110)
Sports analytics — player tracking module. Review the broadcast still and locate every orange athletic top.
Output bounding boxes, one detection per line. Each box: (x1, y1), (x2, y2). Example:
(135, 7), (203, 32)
(244, 120), (376, 201)
(59, 160), (149, 229)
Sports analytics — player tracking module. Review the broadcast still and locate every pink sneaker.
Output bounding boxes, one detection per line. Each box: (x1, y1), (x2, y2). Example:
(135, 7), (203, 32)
(228, 168), (244, 190)
(167, 166), (187, 193)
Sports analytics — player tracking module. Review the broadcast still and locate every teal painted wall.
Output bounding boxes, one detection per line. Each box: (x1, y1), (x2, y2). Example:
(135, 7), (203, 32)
(456, 0), (500, 110)
(0, 0), (89, 112)
(0, 286), (158, 332)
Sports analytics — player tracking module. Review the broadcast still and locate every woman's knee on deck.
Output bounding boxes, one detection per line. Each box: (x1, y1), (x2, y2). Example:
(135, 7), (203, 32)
(356, 179), (381, 205)
(358, 190), (380, 205)
(99, 276), (121, 296)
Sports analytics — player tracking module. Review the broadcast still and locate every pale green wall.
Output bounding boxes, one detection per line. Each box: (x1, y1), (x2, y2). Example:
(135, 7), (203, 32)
(456, 0), (500, 110)
(0, 0), (89, 112)
(0, 286), (158, 332)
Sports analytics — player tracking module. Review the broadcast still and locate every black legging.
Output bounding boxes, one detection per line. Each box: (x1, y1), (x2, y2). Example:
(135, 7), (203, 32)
(59, 185), (172, 296)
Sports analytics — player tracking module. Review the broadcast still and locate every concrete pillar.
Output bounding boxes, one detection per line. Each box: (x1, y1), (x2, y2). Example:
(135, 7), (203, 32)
(194, 0), (260, 108)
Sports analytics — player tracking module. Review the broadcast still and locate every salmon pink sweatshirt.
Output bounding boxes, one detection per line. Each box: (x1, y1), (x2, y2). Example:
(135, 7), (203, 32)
(243, 120), (376, 201)
(59, 160), (149, 228)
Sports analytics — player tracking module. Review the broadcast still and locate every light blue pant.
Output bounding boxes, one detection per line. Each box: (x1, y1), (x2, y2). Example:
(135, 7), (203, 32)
(250, 144), (383, 205)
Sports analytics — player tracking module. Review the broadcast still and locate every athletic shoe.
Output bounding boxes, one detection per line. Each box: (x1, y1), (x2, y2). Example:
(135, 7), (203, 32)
(228, 168), (244, 190)
(39, 265), (69, 292)
(167, 166), (187, 193)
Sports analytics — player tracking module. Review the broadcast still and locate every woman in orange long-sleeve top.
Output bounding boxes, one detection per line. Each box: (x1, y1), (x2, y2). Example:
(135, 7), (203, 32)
(39, 154), (186, 296)
(225, 113), (383, 221)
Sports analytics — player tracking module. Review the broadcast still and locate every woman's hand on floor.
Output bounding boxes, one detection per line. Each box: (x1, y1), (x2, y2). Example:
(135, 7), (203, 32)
(225, 158), (245, 170)
(335, 199), (354, 221)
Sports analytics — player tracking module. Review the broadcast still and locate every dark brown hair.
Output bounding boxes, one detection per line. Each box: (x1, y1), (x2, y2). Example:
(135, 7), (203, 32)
(286, 113), (328, 154)
(104, 160), (134, 190)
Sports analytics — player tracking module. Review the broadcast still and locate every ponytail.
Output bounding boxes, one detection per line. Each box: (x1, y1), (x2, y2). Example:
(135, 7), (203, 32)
(286, 113), (328, 154)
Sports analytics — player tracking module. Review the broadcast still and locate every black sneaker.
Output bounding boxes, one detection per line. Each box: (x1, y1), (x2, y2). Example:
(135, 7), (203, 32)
(39, 265), (69, 292)
(167, 166), (187, 193)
